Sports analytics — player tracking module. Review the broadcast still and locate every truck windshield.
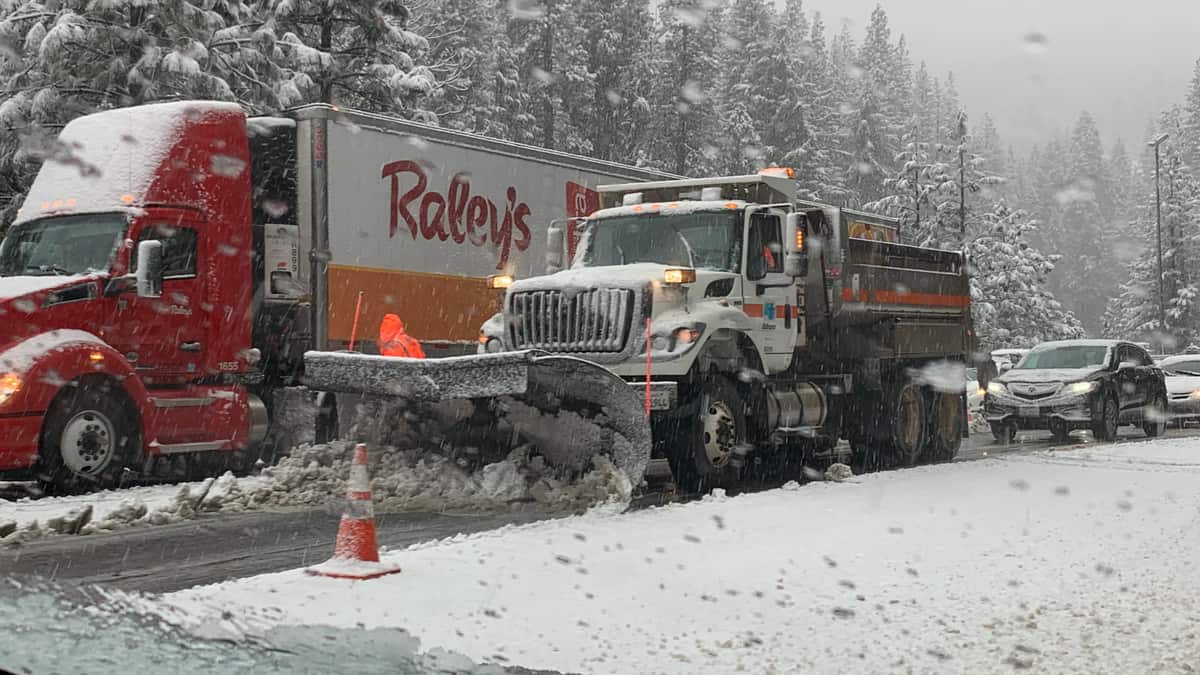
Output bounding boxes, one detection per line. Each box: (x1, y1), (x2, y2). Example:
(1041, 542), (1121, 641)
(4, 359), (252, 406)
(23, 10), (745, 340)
(580, 211), (741, 272)
(0, 214), (126, 277)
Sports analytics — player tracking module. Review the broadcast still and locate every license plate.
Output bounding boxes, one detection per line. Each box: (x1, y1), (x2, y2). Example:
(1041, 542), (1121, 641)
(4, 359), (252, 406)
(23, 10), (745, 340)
(649, 389), (673, 411)
(1019, 405), (1040, 417)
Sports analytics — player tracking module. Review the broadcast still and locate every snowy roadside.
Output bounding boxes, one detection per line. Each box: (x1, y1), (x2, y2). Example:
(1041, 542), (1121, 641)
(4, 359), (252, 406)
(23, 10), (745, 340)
(0, 441), (631, 545)
(157, 438), (1200, 674)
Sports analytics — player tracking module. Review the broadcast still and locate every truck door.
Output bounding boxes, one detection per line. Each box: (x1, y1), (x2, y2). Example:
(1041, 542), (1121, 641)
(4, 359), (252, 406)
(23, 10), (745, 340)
(744, 206), (796, 373)
(108, 220), (207, 378)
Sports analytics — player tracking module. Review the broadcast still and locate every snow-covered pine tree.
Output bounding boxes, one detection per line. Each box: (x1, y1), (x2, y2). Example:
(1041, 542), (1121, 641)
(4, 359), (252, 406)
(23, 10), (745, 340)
(643, 0), (723, 176)
(838, 5), (907, 205)
(235, 1), (434, 118)
(0, 0), (248, 225)
(714, 0), (797, 168)
(414, 0), (512, 136)
(506, 0), (593, 153)
(573, 0), (654, 163)
(966, 201), (1085, 348)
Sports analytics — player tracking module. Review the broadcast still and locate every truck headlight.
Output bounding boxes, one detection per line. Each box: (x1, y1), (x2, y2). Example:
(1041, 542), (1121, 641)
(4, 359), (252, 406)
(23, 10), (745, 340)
(1190, 388), (1200, 400)
(0, 372), (21, 406)
(986, 381), (1006, 395)
(1069, 381), (1098, 395)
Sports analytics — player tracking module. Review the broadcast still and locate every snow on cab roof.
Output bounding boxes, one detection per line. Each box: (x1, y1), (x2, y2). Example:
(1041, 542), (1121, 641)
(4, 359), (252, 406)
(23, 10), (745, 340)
(589, 200), (747, 220)
(16, 101), (245, 225)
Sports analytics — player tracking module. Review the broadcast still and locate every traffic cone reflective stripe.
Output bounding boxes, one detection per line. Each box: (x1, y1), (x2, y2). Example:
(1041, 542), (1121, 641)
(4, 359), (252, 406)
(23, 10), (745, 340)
(306, 442), (402, 580)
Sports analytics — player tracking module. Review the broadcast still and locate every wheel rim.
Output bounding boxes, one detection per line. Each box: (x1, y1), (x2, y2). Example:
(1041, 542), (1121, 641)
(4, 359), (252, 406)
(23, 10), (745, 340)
(702, 396), (737, 467)
(60, 409), (116, 476)
(896, 386), (922, 451)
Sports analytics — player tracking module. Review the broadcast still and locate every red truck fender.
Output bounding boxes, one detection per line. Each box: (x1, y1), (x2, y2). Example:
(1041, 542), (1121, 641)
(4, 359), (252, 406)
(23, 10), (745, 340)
(2, 330), (152, 441)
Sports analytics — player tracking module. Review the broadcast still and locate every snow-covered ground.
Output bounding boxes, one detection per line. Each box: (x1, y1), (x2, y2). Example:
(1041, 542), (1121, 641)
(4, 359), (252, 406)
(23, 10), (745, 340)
(158, 438), (1200, 674)
(0, 440), (629, 543)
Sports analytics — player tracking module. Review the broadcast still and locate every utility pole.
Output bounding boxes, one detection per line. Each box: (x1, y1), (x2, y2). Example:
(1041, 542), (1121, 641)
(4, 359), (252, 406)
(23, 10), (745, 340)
(959, 144), (966, 236)
(1149, 133), (1169, 344)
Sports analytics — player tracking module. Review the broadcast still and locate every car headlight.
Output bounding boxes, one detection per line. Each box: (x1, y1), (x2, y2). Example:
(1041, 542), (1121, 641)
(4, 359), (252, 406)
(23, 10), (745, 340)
(1069, 381), (1098, 395)
(975, 387), (986, 398)
(987, 381), (1006, 394)
(1190, 388), (1200, 400)
(0, 371), (21, 405)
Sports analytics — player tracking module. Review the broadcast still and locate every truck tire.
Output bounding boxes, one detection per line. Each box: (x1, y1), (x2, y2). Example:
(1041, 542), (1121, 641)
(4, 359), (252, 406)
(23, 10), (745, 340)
(671, 373), (746, 491)
(38, 379), (140, 493)
(1091, 395), (1119, 442)
(927, 390), (964, 462)
(888, 380), (928, 466)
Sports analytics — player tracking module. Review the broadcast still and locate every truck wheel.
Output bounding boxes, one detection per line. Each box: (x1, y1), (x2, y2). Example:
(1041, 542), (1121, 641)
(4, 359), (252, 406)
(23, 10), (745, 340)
(675, 374), (746, 490)
(927, 391), (964, 462)
(888, 381), (928, 466)
(1143, 394), (1167, 438)
(1091, 395), (1119, 442)
(39, 380), (140, 493)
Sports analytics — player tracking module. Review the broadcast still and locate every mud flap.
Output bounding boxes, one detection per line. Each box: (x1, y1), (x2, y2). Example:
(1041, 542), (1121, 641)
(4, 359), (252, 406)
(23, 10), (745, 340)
(302, 351), (652, 484)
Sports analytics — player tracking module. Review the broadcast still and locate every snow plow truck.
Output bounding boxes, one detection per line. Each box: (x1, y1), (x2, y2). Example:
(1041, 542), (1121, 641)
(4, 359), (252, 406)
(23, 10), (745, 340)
(312, 170), (981, 489)
(0, 101), (673, 490)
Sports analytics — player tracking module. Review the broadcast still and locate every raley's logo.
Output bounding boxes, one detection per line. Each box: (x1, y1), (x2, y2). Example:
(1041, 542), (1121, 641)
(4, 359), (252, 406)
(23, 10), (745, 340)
(382, 160), (532, 270)
(565, 181), (598, 261)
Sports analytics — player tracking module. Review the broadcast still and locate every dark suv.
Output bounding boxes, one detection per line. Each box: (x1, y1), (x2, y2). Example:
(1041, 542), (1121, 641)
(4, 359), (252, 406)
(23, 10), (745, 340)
(983, 340), (1168, 443)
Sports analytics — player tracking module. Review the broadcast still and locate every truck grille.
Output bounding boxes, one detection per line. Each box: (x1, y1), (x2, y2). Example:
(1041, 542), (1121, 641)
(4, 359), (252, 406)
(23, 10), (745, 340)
(508, 288), (635, 353)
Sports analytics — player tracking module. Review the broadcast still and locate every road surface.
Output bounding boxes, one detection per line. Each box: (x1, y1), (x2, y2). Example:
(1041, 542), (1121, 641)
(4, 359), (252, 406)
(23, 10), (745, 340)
(3, 426), (1195, 594)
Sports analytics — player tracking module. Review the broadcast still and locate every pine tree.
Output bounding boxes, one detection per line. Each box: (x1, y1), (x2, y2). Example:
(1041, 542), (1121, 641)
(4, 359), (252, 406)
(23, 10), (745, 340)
(238, 0), (435, 117)
(415, 0), (510, 136)
(574, 0), (654, 163)
(644, 0), (722, 176)
(967, 201), (1084, 348)
(507, 0), (593, 153)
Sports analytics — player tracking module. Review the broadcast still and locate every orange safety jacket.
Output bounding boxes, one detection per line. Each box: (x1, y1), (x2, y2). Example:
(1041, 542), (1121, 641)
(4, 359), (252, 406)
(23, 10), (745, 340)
(378, 313), (426, 358)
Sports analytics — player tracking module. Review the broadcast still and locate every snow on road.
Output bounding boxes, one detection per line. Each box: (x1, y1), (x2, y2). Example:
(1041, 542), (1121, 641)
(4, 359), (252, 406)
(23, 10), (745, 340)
(161, 438), (1200, 674)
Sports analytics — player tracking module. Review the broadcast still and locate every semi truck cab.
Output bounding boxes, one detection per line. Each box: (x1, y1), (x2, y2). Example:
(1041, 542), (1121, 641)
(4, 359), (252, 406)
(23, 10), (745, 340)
(0, 102), (274, 488)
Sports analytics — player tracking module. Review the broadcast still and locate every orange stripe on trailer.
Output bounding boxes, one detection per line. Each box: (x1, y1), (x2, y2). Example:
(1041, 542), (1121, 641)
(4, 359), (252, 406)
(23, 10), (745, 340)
(327, 264), (501, 344)
(841, 287), (968, 308)
(872, 289), (970, 308)
(743, 304), (764, 318)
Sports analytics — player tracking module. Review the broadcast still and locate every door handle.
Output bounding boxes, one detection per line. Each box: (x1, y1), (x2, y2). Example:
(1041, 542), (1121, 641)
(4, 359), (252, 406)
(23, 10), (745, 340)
(180, 341), (202, 352)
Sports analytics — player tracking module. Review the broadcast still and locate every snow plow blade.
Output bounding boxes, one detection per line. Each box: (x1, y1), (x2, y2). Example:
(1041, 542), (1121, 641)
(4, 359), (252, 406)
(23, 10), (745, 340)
(302, 350), (652, 484)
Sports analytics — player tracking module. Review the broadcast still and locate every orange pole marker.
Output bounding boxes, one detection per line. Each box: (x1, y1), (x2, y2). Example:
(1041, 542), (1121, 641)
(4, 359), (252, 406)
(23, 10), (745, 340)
(644, 317), (652, 417)
(348, 291), (365, 351)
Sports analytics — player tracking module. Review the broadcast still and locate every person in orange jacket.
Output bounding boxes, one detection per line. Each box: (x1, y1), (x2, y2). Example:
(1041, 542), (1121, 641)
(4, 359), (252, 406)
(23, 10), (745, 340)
(378, 313), (426, 358)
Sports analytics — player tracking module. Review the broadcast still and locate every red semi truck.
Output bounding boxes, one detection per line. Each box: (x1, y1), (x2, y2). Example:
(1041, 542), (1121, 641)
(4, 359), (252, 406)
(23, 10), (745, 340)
(0, 101), (671, 490)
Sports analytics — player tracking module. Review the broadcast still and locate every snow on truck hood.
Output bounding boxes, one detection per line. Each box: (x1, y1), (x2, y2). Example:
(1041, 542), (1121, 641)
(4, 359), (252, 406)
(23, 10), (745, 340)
(0, 274), (94, 301)
(996, 367), (1103, 384)
(509, 263), (735, 294)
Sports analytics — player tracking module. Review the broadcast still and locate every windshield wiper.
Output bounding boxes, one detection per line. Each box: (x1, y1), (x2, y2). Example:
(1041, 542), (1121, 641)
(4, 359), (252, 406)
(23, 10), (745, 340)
(24, 264), (72, 276)
(665, 223), (696, 268)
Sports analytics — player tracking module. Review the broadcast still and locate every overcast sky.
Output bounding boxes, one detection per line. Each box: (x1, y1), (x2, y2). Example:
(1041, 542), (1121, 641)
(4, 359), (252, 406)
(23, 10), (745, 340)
(799, 0), (1200, 152)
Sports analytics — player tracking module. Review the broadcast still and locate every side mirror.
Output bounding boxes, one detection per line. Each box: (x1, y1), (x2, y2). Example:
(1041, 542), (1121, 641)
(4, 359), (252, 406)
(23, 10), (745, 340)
(783, 212), (808, 278)
(546, 225), (565, 274)
(1118, 360), (1138, 371)
(135, 239), (164, 298)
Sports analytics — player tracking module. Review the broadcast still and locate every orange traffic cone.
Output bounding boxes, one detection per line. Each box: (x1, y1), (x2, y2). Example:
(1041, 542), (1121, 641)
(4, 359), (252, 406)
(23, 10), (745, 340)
(306, 443), (403, 580)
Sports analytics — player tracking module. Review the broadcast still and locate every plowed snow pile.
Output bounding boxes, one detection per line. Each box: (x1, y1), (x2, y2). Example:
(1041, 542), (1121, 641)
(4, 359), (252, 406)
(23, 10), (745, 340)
(208, 440), (632, 514)
(2, 403), (632, 544)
